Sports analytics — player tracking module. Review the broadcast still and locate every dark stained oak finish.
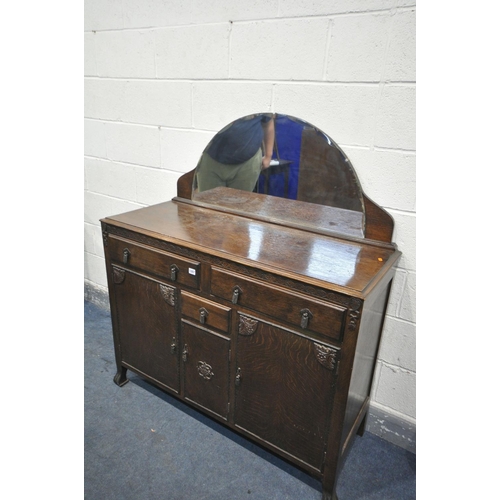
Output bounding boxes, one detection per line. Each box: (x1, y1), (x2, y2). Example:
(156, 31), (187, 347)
(190, 187), (365, 239)
(181, 290), (231, 334)
(107, 234), (201, 290)
(181, 320), (231, 420)
(234, 315), (339, 472)
(102, 175), (400, 500)
(211, 266), (346, 341)
(110, 267), (180, 393)
(103, 199), (397, 296)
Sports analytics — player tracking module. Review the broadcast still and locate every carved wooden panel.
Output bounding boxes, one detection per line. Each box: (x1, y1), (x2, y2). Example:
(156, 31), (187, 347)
(313, 343), (339, 371)
(197, 361), (214, 380)
(112, 265), (126, 284)
(159, 283), (176, 306)
(347, 298), (362, 332)
(238, 315), (259, 336)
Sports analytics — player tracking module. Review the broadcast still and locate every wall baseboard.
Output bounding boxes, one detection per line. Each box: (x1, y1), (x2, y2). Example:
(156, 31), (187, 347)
(85, 280), (109, 311)
(84, 281), (415, 453)
(366, 404), (416, 453)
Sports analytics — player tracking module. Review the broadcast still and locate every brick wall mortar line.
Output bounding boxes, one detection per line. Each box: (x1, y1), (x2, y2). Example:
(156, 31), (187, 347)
(85, 75), (415, 87)
(84, 6), (417, 34)
(370, 6), (397, 153)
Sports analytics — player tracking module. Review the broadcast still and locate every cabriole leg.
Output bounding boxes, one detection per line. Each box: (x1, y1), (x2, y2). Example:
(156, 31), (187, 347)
(113, 366), (128, 387)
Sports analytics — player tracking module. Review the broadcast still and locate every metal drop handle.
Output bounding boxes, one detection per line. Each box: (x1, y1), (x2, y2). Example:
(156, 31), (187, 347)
(170, 264), (179, 281)
(199, 307), (208, 324)
(170, 337), (177, 354)
(300, 309), (313, 329)
(232, 286), (242, 305)
(235, 367), (242, 386)
(182, 344), (188, 362)
(123, 248), (131, 264)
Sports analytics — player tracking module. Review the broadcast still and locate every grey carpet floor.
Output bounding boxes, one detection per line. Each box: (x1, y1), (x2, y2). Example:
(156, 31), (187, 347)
(84, 300), (415, 500)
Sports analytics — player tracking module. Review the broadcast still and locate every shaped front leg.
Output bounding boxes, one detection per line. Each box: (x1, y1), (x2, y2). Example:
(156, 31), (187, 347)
(113, 366), (128, 387)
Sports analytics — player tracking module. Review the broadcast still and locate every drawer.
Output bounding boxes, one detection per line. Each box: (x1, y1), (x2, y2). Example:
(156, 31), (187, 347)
(107, 235), (200, 289)
(210, 267), (346, 341)
(181, 291), (231, 334)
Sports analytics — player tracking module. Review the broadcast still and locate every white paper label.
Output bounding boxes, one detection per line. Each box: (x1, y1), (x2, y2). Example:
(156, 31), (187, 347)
(188, 268), (196, 275)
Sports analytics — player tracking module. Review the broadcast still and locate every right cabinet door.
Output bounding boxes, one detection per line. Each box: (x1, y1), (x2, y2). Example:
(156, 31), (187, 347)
(234, 313), (340, 472)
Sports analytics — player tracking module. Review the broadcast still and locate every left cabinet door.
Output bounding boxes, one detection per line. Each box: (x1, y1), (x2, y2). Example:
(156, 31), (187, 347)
(111, 265), (180, 394)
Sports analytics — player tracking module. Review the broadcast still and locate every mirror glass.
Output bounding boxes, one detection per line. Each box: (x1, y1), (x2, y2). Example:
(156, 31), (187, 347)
(192, 113), (366, 237)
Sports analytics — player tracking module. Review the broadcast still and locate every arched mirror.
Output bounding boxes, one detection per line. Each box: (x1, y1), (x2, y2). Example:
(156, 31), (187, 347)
(177, 113), (382, 240)
(193, 113), (364, 211)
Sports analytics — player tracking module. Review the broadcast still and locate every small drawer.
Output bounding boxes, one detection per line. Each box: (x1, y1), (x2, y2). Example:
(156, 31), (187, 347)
(107, 235), (200, 289)
(211, 267), (346, 341)
(181, 291), (231, 334)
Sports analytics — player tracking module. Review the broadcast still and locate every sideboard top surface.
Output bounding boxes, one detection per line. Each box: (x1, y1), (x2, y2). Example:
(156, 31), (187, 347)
(102, 199), (400, 297)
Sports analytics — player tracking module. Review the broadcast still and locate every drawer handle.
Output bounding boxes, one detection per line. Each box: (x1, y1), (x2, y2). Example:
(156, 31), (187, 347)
(235, 367), (242, 386)
(182, 344), (188, 362)
(300, 308), (313, 329)
(122, 248), (131, 264)
(199, 307), (209, 324)
(170, 337), (177, 354)
(232, 285), (242, 304)
(170, 264), (179, 281)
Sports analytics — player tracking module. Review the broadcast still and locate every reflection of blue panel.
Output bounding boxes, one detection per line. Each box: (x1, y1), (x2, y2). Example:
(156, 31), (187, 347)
(257, 115), (303, 199)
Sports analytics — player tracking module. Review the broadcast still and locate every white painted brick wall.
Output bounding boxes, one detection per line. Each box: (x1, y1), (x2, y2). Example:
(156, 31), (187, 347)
(155, 24), (231, 79)
(230, 19), (330, 80)
(94, 30), (156, 78)
(274, 84), (379, 146)
(84, 0), (416, 431)
(104, 122), (161, 167)
(160, 128), (216, 173)
(192, 82), (273, 130)
(326, 14), (391, 82)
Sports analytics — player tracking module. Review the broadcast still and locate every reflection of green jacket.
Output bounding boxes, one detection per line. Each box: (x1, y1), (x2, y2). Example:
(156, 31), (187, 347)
(206, 114), (271, 165)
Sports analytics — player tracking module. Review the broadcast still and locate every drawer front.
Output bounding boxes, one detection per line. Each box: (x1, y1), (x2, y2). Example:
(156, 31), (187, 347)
(210, 267), (346, 340)
(181, 291), (231, 334)
(107, 235), (200, 289)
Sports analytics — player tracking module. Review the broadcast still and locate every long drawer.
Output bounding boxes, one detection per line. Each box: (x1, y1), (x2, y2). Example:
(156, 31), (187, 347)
(210, 267), (346, 341)
(107, 235), (201, 289)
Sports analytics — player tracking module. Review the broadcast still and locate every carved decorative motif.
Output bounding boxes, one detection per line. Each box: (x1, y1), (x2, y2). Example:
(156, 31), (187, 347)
(159, 284), (176, 306)
(313, 343), (338, 371)
(197, 361), (214, 380)
(238, 315), (259, 336)
(112, 266), (126, 284)
(102, 229), (108, 247)
(347, 298), (362, 332)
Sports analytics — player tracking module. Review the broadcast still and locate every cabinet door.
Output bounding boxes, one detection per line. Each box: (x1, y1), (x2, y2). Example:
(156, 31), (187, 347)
(112, 266), (179, 393)
(234, 314), (339, 471)
(181, 321), (230, 420)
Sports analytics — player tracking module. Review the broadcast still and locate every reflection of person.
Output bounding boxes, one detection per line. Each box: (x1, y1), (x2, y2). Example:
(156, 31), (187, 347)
(196, 113), (275, 193)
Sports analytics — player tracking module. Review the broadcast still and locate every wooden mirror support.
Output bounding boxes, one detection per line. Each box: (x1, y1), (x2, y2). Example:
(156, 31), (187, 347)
(101, 116), (401, 500)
